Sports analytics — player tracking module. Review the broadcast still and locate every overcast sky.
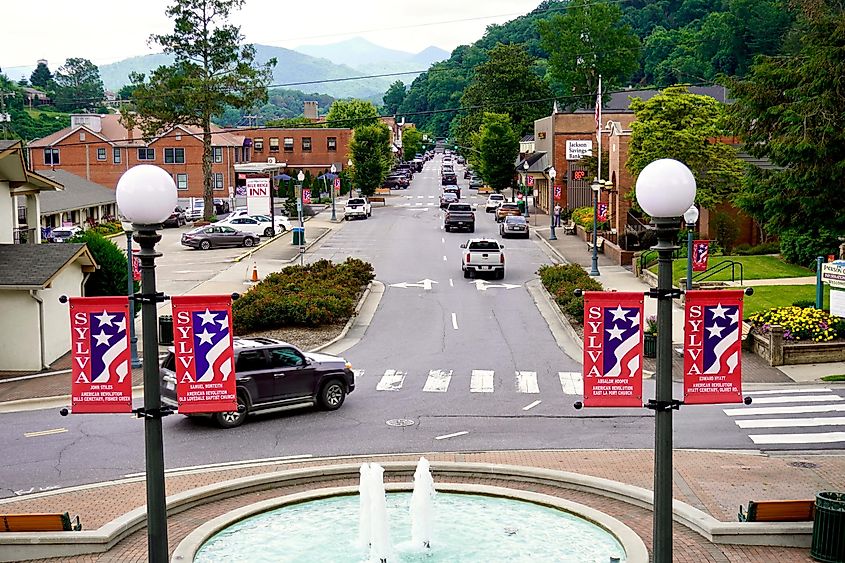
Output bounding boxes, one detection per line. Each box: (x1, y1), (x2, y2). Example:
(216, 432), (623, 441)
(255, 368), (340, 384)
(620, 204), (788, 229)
(3, 0), (542, 70)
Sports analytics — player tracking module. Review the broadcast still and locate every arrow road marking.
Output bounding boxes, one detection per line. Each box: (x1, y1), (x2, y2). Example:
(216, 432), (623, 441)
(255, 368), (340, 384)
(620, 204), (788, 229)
(389, 279), (439, 290)
(471, 280), (521, 291)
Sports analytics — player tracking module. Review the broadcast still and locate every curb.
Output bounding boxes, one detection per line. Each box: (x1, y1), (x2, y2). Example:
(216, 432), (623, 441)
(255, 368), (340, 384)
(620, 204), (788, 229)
(0, 386), (145, 414)
(310, 280), (385, 355)
(280, 225), (334, 264)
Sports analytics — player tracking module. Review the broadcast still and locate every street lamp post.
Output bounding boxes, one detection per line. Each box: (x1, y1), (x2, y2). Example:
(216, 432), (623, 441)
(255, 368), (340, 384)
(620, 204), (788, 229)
(329, 163), (337, 222)
(347, 159), (354, 197)
(522, 161), (530, 218)
(115, 164), (178, 563)
(635, 158), (697, 563)
(297, 170), (305, 266)
(120, 221), (141, 368)
(548, 167), (557, 240)
(684, 205), (700, 291)
(589, 179), (601, 277)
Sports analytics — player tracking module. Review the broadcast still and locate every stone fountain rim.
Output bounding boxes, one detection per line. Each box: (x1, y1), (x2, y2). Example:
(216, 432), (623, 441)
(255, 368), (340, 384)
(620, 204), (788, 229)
(171, 482), (649, 563)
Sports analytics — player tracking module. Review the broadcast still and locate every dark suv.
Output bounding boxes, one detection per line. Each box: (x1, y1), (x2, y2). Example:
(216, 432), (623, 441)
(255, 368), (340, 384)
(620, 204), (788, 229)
(160, 337), (355, 428)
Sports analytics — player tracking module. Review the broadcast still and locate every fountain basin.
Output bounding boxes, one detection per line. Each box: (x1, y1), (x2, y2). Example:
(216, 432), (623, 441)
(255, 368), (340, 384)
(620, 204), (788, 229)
(174, 483), (648, 562)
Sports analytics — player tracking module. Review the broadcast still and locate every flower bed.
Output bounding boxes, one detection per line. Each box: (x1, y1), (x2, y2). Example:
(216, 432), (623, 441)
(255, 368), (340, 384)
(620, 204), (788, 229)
(538, 263), (603, 325)
(747, 306), (845, 365)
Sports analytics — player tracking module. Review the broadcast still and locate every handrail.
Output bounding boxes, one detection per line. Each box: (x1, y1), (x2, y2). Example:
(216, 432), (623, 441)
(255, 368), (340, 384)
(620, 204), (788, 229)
(638, 247), (684, 273)
(693, 259), (744, 285)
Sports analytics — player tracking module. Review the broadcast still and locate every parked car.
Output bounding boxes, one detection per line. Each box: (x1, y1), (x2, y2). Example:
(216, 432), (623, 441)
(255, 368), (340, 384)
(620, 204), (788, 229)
(226, 210), (291, 234)
(159, 336), (355, 428)
(485, 193), (505, 213)
(163, 206), (187, 228)
(495, 202), (522, 223)
(439, 192), (459, 209)
(461, 239), (505, 279)
(444, 203), (475, 233)
(384, 174), (409, 190)
(181, 225), (259, 250)
(49, 225), (82, 242)
(500, 215), (530, 238)
(213, 198), (230, 215)
(344, 197), (372, 220)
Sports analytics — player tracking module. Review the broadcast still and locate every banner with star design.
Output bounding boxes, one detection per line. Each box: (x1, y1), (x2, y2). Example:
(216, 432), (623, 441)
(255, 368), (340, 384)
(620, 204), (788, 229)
(683, 290), (744, 404)
(597, 202), (608, 223)
(69, 296), (133, 413)
(171, 295), (237, 413)
(582, 292), (644, 407)
(692, 240), (710, 272)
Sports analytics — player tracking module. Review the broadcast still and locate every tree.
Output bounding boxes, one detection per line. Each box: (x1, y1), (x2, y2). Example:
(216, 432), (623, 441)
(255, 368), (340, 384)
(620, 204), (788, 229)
(538, 0), (640, 109)
(53, 58), (105, 112)
(476, 113), (520, 192)
(117, 84), (137, 99)
(130, 0), (275, 221)
(349, 122), (391, 197)
(70, 232), (137, 297)
(402, 127), (424, 158)
(325, 99), (379, 128)
(725, 0), (845, 265)
(265, 116), (314, 128)
(382, 80), (406, 115)
(29, 61), (53, 89)
(627, 86), (744, 211)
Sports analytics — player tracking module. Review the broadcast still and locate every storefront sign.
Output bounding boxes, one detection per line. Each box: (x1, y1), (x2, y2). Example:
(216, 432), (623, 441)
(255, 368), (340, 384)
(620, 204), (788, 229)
(69, 296), (133, 413)
(683, 290), (744, 404)
(582, 292), (644, 407)
(566, 140), (593, 160)
(171, 295), (237, 414)
(246, 178), (271, 215)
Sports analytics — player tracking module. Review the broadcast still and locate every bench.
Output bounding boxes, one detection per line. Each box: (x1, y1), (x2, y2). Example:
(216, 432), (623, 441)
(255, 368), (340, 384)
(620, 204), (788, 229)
(738, 500), (815, 522)
(562, 221), (576, 235)
(1, 512), (82, 532)
(369, 196), (386, 205)
(375, 188), (391, 195)
(586, 236), (606, 253)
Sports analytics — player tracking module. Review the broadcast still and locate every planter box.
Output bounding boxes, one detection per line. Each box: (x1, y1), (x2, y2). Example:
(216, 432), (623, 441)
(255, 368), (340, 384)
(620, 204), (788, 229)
(749, 325), (845, 366)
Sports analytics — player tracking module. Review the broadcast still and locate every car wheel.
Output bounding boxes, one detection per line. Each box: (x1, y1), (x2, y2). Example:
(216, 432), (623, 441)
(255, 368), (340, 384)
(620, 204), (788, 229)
(463, 268), (470, 278)
(497, 270), (505, 280)
(243, 237), (255, 247)
(319, 379), (346, 410)
(200, 240), (211, 250)
(445, 225), (450, 232)
(264, 227), (274, 237)
(213, 394), (248, 428)
(279, 225), (287, 232)
(467, 269), (475, 279)
(469, 226), (475, 233)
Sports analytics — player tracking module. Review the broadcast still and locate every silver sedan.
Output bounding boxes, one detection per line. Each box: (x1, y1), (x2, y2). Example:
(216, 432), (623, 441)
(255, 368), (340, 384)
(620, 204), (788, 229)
(499, 215), (530, 238)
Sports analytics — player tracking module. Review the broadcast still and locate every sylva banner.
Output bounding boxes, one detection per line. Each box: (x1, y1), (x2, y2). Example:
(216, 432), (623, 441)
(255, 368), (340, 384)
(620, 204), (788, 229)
(692, 240), (710, 272)
(683, 290), (745, 404)
(69, 296), (133, 413)
(582, 292), (644, 407)
(171, 295), (237, 413)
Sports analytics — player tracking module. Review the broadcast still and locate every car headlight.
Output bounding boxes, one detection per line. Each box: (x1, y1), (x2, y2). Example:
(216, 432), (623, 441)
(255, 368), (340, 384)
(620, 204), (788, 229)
(345, 362), (353, 370)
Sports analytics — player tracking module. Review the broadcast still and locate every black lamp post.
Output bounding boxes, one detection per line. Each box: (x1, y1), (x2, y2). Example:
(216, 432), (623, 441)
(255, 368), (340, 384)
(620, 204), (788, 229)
(635, 158), (697, 563)
(548, 167), (557, 240)
(329, 163), (338, 222)
(116, 165), (178, 563)
(120, 221), (141, 369)
(589, 179), (601, 276)
(684, 205), (699, 291)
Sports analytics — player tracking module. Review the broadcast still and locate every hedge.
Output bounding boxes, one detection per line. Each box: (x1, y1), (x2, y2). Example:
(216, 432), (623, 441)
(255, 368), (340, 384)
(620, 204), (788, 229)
(537, 263), (603, 324)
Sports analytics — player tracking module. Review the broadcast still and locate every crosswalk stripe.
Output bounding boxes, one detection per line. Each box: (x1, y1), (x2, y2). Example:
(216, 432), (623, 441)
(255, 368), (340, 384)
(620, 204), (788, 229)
(724, 404), (845, 416)
(471, 370), (494, 393)
(423, 370), (452, 392)
(516, 371), (539, 393)
(744, 395), (842, 405)
(748, 432), (845, 445)
(735, 417), (845, 429)
(376, 369), (405, 391)
(558, 372), (583, 395)
(353, 369), (365, 381)
(745, 388), (831, 395)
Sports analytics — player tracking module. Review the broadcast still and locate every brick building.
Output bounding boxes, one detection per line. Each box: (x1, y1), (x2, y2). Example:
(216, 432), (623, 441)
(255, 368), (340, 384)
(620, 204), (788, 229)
(244, 127), (352, 175)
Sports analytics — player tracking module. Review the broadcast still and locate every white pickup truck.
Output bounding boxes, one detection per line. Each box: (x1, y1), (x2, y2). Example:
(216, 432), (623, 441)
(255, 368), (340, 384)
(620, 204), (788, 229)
(460, 238), (505, 279)
(344, 197), (372, 220)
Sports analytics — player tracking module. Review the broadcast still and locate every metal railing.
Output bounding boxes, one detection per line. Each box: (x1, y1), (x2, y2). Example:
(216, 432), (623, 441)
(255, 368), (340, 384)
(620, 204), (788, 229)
(693, 260), (744, 285)
(13, 227), (37, 244)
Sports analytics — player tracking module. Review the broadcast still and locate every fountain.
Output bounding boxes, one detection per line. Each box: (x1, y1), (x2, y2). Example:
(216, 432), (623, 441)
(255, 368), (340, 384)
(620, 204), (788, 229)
(409, 457), (435, 550)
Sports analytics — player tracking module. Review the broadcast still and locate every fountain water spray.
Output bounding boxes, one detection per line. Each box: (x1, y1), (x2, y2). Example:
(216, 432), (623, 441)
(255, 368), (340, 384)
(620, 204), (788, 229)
(410, 457), (436, 549)
(358, 462), (392, 562)
(358, 463), (372, 548)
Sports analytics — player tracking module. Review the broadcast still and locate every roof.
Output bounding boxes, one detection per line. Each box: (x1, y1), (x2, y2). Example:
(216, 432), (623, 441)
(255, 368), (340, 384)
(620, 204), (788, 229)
(568, 85), (733, 114)
(520, 134), (535, 142)
(0, 243), (97, 289)
(0, 140), (63, 193)
(736, 151), (784, 171)
(0, 140), (18, 151)
(35, 170), (116, 215)
(515, 151), (548, 173)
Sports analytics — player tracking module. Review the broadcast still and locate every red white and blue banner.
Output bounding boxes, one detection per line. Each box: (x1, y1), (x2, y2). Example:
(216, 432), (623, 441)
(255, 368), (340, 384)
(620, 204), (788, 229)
(582, 292), (644, 407)
(171, 295), (237, 414)
(692, 240), (710, 272)
(597, 202), (608, 223)
(683, 290), (744, 404)
(69, 296), (133, 413)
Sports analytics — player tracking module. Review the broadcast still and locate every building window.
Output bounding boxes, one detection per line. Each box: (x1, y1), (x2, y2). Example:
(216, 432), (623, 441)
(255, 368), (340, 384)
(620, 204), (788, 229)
(327, 137), (337, 151)
(283, 137), (294, 152)
(213, 147), (223, 163)
(44, 148), (59, 165)
(113, 147), (121, 164)
(302, 137), (312, 152)
(254, 138), (264, 151)
(165, 147), (185, 164)
(97, 147), (106, 161)
(269, 137), (280, 152)
(79, 132), (85, 141)
(214, 173), (224, 190)
(176, 173), (188, 190)
(138, 148), (155, 161)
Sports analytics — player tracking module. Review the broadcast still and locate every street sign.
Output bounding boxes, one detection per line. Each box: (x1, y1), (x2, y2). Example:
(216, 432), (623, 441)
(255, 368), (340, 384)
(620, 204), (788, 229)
(822, 261), (845, 288)
(132, 249), (141, 282)
(334, 177), (341, 189)
(565, 140), (593, 160)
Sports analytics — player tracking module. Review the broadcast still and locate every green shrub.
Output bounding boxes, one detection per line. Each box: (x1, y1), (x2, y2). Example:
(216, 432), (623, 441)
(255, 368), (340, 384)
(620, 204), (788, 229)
(779, 228), (840, 266)
(734, 241), (780, 256)
(69, 231), (138, 297)
(570, 206), (608, 232)
(792, 299), (816, 309)
(538, 264), (604, 324)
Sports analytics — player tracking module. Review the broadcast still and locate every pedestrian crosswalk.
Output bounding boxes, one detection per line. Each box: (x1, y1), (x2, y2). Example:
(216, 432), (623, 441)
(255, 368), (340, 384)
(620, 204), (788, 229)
(355, 369), (583, 396)
(723, 387), (845, 446)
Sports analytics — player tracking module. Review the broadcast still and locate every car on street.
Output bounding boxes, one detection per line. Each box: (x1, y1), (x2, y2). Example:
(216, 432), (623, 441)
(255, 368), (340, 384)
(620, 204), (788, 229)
(485, 193), (505, 213)
(384, 174), (409, 190)
(181, 225), (259, 250)
(163, 207), (187, 228)
(439, 192), (458, 209)
(495, 202), (522, 223)
(160, 336), (355, 428)
(344, 197), (372, 220)
(469, 176), (484, 189)
(500, 215), (530, 238)
(444, 203), (475, 232)
(441, 172), (457, 185)
(443, 185), (461, 200)
(461, 238), (505, 279)
(49, 225), (82, 242)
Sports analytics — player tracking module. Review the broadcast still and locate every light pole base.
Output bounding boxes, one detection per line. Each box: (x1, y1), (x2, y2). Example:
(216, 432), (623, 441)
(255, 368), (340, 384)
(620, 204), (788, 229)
(549, 226), (557, 240)
(589, 266), (600, 277)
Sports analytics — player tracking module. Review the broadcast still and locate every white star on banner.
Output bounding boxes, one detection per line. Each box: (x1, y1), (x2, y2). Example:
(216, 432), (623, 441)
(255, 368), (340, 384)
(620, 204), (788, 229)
(707, 323), (725, 339)
(606, 324), (625, 341)
(94, 310), (116, 327)
(609, 306), (630, 322)
(197, 309), (217, 325)
(711, 303), (729, 319)
(196, 328), (215, 345)
(216, 314), (229, 331)
(114, 318), (126, 333)
(93, 330), (111, 346)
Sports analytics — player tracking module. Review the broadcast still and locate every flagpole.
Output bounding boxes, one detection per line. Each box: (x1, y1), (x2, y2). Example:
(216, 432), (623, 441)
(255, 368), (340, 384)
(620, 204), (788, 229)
(597, 74), (602, 184)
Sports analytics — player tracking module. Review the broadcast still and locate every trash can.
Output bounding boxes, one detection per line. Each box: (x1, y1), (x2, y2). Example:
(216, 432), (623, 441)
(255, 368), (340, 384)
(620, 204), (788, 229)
(811, 492), (845, 562)
(292, 227), (305, 246)
(159, 315), (174, 346)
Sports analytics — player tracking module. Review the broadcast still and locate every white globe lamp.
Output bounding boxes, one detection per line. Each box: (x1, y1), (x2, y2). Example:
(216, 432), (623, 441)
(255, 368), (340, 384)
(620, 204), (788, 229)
(116, 165), (177, 225)
(635, 159), (696, 218)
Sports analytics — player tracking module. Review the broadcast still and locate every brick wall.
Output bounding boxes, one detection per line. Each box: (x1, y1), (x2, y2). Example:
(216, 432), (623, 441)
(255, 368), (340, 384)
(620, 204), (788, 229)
(247, 128), (352, 172)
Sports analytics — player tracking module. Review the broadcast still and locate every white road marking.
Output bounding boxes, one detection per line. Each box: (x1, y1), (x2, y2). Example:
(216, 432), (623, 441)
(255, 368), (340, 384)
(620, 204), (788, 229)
(516, 371), (539, 393)
(558, 372), (584, 395)
(748, 432), (845, 445)
(376, 369), (406, 391)
(424, 370), (452, 392)
(735, 417), (845, 429)
(417, 195), (424, 198)
(443, 255), (447, 261)
(745, 388), (831, 395)
(25, 428), (68, 438)
(746, 395), (842, 405)
(522, 400), (542, 411)
(441, 237), (445, 244)
(449, 278), (454, 287)
(451, 313), (458, 330)
(353, 369), (365, 381)
(471, 370), (494, 393)
(0, 369), (72, 383)
(724, 404), (845, 416)
(435, 431), (469, 440)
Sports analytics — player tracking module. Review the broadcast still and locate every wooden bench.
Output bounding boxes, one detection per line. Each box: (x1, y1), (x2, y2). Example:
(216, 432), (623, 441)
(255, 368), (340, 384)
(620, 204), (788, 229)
(586, 236), (606, 253)
(562, 221), (576, 235)
(369, 196), (386, 205)
(375, 188), (391, 195)
(1, 512), (81, 532)
(738, 500), (815, 522)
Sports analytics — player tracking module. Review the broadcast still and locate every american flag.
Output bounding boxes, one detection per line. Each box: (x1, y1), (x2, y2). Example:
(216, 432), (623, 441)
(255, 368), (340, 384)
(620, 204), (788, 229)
(89, 310), (128, 383)
(603, 305), (641, 378)
(703, 303), (741, 375)
(192, 308), (233, 383)
(693, 240), (709, 271)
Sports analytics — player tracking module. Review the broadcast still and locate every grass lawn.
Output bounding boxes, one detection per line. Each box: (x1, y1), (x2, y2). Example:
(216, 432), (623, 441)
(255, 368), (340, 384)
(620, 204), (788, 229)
(822, 375), (845, 382)
(743, 285), (830, 317)
(647, 255), (814, 287)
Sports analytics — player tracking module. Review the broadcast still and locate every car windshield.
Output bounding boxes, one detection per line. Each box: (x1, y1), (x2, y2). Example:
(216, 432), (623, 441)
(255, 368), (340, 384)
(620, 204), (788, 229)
(489, 195), (504, 201)
(348, 199), (366, 205)
(468, 241), (500, 251)
(449, 204), (471, 211)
